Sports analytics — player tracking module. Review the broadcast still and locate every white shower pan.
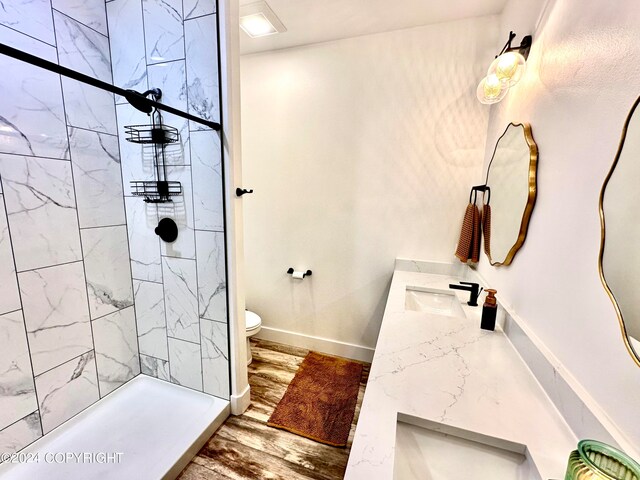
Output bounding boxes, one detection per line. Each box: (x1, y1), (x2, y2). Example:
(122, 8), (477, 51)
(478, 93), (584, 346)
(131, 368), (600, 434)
(0, 375), (229, 479)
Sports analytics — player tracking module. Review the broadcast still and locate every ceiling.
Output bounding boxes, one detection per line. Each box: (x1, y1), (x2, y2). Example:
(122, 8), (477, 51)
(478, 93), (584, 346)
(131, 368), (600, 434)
(239, 0), (508, 55)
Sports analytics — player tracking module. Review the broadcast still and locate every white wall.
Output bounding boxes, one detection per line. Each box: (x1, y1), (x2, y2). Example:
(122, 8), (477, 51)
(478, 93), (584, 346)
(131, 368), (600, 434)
(240, 16), (499, 353)
(478, 0), (640, 450)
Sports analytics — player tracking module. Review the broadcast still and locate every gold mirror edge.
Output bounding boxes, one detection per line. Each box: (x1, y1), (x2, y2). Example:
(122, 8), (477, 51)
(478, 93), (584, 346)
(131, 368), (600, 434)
(598, 96), (640, 368)
(487, 122), (538, 267)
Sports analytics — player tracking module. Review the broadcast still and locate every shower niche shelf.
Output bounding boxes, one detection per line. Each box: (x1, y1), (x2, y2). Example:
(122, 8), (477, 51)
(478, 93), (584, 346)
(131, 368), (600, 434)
(125, 88), (182, 204)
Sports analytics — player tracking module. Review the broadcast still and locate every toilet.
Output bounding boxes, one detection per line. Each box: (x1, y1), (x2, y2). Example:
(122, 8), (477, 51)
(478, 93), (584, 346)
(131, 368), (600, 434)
(245, 310), (262, 365)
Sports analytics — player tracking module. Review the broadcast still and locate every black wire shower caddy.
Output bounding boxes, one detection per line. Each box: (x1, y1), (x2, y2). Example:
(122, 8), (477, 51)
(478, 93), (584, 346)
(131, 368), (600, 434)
(124, 89), (183, 203)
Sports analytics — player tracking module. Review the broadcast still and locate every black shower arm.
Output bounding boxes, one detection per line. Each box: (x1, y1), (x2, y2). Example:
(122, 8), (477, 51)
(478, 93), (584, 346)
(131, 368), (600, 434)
(0, 42), (221, 132)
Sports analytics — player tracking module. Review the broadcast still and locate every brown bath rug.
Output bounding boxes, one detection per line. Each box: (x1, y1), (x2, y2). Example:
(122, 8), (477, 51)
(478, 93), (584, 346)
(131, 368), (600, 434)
(267, 351), (363, 447)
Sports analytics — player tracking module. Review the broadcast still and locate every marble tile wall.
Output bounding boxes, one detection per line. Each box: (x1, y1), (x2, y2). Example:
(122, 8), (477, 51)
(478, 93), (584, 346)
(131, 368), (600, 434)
(106, 0), (229, 400)
(0, 0), (228, 456)
(0, 0), (140, 455)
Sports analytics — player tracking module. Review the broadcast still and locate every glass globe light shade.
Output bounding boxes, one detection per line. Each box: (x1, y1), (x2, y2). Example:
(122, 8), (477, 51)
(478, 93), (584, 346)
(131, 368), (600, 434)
(488, 51), (526, 86)
(476, 74), (509, 104)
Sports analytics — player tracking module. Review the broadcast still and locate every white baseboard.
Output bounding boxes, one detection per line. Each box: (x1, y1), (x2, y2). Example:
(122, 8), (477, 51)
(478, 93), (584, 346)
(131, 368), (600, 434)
(230, 384), (251, 415)
(256, 326), (375, 363)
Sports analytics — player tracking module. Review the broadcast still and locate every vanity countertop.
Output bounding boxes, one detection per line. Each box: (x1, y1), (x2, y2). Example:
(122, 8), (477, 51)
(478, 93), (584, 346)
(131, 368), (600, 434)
(345, 267), (577, 479)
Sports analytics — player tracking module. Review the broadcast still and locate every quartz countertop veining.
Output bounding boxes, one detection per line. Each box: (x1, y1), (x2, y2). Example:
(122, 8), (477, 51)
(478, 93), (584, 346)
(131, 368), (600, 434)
(345, 266), (577, 479)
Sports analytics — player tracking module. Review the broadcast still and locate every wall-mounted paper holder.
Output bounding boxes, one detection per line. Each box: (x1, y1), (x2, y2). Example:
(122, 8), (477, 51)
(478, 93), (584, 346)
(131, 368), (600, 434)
(287, 268), (312, 278)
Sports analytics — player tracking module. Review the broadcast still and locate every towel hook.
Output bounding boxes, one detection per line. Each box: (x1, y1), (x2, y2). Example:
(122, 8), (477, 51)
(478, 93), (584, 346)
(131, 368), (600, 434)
(469, 184), (491, 205)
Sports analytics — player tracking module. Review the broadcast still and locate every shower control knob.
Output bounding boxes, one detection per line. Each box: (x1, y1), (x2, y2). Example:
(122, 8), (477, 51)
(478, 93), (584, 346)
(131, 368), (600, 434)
(155, 218), (178, 243)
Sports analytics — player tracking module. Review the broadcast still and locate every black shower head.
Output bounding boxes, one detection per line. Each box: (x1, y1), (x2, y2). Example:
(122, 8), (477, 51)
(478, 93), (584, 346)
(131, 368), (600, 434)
(124, 88), (163, 114)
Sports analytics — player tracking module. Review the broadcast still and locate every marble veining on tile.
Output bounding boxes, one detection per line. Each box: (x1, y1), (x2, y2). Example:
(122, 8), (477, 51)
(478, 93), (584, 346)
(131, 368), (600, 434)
(185, 14), (219, 130)
(143, 0), (185, 64)
(196, 231), (226, 323)
(201, 319), (229, 399)
(0, 0), (56, 45)
(0, 196), (20, 315)
(69, 128), (125, 228)
(81, 225), (134, 320)
(183, 0), (215, 20)
(19, 262), (93, 376)
(35, 351), (99, 434)
(191, 130), (223, 231)
(54, 10), (116, 134)
(61, 78), (118, 135)
(92, 307), (140, 397)
(0, 412), (42, 456)
(117, 104), (158, 192)
(163, 257), (199, 343)
(0, 155), (81, 272)
(54, 11), (112, 82)
(147, 60), (190, 166)
(0, 28), (69, 159)
(0, 311), (38, 430)
(125, 197), (162, 283)
(159, 166), (196, 259)
(0, 23), (57, 61)
(51, 0), (108, 36)
(140, 354), (170, 381)
(134, 280), (168, 360)
(168, 337), (202, 391)
(107, 0), (148, 103)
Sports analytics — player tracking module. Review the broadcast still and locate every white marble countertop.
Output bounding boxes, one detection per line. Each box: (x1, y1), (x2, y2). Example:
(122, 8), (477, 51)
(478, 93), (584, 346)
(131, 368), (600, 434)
(345, 267), (577, 479)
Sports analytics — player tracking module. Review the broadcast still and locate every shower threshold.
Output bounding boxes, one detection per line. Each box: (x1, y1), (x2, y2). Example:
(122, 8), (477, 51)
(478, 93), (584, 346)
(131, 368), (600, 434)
(0, 375), (229, 479)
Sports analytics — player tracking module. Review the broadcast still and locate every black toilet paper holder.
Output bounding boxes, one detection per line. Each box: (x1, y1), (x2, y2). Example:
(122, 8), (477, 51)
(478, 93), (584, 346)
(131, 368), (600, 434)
(287, 268), (312, 278)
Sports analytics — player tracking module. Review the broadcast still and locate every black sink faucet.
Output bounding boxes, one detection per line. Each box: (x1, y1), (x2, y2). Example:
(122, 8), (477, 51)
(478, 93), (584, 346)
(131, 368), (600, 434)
(449, 281), (483, 307)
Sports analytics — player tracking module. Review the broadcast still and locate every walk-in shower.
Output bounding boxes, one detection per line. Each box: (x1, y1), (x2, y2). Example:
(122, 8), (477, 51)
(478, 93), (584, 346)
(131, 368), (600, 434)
(0, 0), (230, 477)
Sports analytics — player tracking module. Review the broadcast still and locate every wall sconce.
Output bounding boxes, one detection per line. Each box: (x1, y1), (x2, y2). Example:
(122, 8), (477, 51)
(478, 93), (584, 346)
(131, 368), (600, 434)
(477, 31), (532, 105)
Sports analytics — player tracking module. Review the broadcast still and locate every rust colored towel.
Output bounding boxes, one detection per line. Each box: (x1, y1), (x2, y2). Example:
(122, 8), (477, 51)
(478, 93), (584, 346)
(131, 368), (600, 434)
(455, 203), (481, 263)
(482, 204), (491, 256)
(267, 351), (363, 447)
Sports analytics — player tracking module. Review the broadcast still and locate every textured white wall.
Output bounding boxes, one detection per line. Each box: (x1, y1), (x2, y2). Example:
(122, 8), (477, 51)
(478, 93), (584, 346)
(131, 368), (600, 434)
(478, 0), (640, 449)
(241, 16), (499, 350)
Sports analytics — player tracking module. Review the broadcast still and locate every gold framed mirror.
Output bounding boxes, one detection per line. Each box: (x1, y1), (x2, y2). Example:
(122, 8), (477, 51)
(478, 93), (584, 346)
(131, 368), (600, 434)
(484, 123), (538, 266)
(599, 96), (640, 367)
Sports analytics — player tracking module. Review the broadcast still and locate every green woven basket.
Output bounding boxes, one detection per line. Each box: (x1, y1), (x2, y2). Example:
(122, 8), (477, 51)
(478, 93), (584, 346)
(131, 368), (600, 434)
(565, 440), (640, 480)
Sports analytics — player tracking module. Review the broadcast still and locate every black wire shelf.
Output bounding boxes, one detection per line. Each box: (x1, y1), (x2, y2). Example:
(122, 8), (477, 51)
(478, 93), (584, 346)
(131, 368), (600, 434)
(125, 124), (179, 145)
(130, 180), (182, 203)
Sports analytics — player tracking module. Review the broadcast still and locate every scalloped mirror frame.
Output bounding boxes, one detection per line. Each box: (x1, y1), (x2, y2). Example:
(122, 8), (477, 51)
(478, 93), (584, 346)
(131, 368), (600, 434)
(484, 122), (538, 267)
(598, 96), (640, 368)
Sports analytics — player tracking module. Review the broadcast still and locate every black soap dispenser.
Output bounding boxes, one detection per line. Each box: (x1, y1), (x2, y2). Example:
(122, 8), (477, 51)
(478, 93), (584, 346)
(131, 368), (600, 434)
(481, 289), (498, 331)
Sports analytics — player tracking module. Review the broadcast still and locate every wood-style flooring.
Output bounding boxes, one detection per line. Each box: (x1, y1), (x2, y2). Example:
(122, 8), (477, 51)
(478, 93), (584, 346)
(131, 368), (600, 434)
(178, 339), (370, 480)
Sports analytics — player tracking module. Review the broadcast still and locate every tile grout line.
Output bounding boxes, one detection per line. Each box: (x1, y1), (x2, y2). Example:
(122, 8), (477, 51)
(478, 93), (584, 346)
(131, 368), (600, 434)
(181, 0), (209, 395)
(52, 0), (103, 402)
(140, 0), (174, 383)
(67, 124), (119, 138)
(33, 348), (93, 380)
(105, 0), (144, 381)
(79, 223), (127, 231)
(51, 7), (110, 41)
(15, 258), (84, 275)
(0, 23), (57, 49)
(0, 190), (43, 440)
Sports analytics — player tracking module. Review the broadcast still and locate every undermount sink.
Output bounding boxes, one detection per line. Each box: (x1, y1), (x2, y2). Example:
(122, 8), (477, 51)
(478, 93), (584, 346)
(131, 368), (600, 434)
(405, 287), (465, 317)
(394, 414), (541, 480)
